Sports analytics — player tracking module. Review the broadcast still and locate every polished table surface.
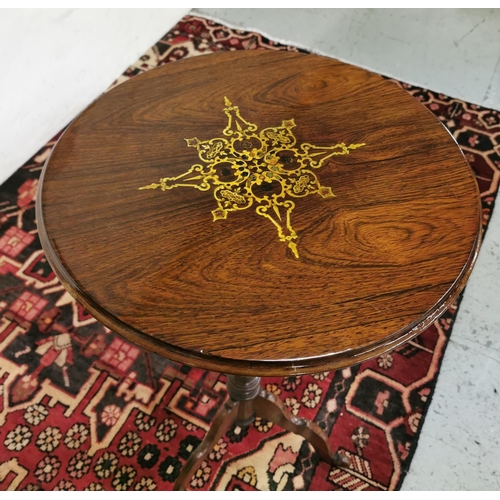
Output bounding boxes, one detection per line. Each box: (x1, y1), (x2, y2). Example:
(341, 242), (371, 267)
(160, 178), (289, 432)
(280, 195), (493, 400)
(36, 50), (481, 377)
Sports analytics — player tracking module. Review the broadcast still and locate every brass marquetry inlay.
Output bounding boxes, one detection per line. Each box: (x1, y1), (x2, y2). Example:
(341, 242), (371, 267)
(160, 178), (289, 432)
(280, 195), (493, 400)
(140, 98), (366, 258)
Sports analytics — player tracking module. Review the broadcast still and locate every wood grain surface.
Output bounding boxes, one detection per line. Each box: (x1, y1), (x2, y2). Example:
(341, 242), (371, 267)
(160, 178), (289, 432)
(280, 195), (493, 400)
(36, 50), (481, 376)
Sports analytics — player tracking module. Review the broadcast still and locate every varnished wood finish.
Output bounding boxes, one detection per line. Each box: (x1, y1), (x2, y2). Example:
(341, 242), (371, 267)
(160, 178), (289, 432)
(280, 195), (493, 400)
(174, 375), (349, 490)
(37, 51), (481, 376)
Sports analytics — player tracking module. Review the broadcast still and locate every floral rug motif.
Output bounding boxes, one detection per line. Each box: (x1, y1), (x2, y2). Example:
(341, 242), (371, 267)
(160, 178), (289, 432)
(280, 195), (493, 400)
(0, 15), (499, 491)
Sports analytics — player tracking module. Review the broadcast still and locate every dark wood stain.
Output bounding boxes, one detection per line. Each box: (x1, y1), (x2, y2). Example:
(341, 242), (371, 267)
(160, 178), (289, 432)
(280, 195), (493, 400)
(36, 51), (481, 376)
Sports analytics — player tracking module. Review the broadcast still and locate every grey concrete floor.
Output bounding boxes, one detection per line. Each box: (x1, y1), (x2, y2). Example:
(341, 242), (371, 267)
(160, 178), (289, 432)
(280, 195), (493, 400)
(194, 8), (500, 491)
(195, 8), (500, 111)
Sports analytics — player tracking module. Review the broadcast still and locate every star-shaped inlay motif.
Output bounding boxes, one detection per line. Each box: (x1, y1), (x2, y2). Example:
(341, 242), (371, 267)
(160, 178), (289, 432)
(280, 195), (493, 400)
(140, 97), (366, 258)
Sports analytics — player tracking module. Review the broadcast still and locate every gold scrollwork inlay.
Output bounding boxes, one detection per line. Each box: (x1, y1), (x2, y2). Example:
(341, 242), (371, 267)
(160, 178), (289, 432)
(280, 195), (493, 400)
(139, 98), (366, 258)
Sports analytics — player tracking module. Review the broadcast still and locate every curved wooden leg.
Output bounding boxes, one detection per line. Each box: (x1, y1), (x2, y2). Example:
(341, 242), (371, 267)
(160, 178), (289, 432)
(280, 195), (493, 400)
(174, 398), (240, 491)
(254, 390), (349, 468)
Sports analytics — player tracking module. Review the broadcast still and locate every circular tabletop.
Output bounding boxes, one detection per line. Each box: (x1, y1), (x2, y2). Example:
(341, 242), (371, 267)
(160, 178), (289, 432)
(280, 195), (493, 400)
(37, 50), (481, 376)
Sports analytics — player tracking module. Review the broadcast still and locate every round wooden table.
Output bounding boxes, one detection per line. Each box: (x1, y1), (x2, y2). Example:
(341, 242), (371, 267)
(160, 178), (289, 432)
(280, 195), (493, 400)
(36, 50), (481, 490)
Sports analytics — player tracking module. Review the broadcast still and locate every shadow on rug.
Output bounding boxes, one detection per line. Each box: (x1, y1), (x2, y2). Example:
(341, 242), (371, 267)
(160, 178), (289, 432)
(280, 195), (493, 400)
(0, 15), (499, 491)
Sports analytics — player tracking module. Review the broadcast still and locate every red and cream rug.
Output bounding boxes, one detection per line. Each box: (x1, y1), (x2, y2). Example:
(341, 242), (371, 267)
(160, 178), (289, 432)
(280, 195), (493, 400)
(0, 15), (499, 491)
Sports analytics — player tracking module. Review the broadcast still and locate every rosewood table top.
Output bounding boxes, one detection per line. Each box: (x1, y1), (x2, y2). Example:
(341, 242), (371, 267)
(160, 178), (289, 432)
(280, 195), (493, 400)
(36, 50), (481, 377)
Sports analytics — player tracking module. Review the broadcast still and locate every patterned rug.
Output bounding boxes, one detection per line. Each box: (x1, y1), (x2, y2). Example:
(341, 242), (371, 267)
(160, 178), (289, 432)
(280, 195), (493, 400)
(0, 15), (499, 492)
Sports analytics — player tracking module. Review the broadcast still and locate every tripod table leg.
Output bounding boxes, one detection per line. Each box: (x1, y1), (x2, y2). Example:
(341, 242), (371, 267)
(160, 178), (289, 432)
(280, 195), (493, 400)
(254, 390), (349, 468)
(174, 397), (240, 491)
